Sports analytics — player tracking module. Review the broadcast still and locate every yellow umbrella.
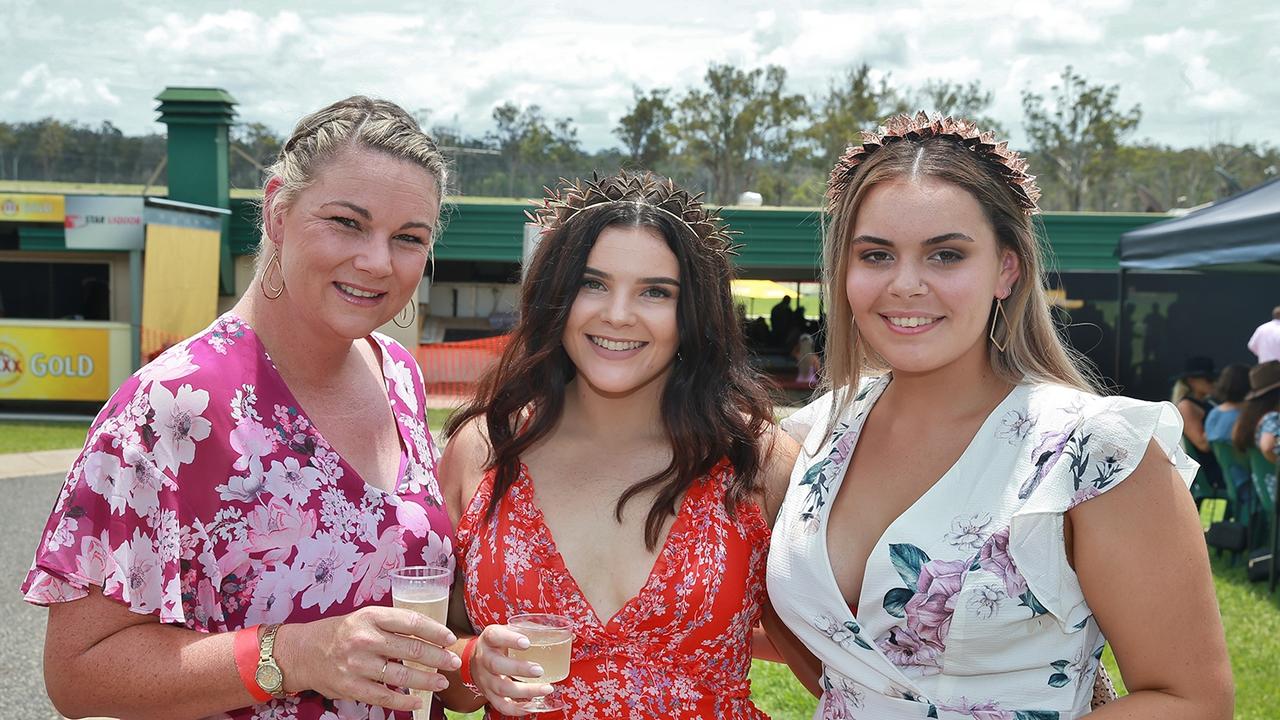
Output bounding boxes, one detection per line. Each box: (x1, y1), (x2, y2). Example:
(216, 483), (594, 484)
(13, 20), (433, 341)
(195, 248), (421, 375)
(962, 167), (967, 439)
(731, 279), (796, 300)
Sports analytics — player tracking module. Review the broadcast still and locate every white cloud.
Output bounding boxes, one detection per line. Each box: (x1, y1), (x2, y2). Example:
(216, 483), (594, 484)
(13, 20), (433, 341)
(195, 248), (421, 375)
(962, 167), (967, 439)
(141, 10), (306, 56)
(0, 0), (1275, 154)
(1181, 55), (1251, 112)
(1, 64), (121, 109)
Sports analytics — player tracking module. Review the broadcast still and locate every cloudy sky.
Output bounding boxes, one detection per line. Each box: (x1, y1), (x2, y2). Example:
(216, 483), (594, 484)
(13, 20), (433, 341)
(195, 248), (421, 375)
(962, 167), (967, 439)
(2, 0), (1277, 152)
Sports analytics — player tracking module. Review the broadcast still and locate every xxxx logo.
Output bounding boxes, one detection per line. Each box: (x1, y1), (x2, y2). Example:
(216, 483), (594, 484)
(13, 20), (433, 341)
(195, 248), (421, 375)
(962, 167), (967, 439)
(0, 341), (23, 387)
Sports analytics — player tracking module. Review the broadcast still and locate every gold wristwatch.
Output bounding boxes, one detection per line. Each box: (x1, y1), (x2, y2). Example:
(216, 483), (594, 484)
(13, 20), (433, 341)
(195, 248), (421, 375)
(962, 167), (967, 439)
(255, 623), (287, 697)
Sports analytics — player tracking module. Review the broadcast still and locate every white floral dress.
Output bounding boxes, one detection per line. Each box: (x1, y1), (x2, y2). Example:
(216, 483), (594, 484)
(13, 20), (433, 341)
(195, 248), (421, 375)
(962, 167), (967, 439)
(766, 377), (1197, 720)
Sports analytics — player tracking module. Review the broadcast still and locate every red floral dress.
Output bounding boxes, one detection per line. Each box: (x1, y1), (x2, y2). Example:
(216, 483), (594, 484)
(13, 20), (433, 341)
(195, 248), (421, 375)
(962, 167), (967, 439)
(455, 459), (771, 720)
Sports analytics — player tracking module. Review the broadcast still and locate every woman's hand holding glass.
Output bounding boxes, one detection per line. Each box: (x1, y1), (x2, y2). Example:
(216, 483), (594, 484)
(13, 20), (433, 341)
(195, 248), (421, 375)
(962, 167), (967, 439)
(467, 623), (556, 716)
(276, 605), (460, 713)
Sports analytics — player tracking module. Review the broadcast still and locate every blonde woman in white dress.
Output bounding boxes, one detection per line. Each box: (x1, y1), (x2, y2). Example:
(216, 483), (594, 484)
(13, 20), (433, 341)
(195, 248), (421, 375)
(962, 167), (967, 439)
(765, 114), (1233, 719)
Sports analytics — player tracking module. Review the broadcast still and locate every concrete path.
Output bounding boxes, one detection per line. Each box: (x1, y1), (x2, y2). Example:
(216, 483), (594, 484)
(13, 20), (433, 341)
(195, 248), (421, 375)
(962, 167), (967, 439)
(0, 448), (79, 481)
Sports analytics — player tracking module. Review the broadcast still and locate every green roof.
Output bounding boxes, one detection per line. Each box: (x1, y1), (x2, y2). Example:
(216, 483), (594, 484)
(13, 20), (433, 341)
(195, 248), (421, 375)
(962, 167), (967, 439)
(155, 87), (238, 105)
(1, 184), (1167, 273)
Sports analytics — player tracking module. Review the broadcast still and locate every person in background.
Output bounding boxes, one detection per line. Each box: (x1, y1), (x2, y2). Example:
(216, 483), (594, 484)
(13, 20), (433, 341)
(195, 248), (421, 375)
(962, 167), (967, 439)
(22, 96), (467, 720)
(1247, 306), (1280, 363)
(768, 112), (1231, 718)
(1206, 363), (1253, 508)
(1172, 356), (1223, 497)
(771, 294), (794, 347)
(793, 332), (821, 388)
(1234, 361), (1280, 465)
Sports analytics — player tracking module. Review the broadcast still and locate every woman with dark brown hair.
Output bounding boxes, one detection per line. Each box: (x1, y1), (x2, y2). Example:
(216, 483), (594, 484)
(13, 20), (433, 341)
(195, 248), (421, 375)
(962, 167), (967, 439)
(1233, 361), (1280, 464)
(437, 172), (798, 717)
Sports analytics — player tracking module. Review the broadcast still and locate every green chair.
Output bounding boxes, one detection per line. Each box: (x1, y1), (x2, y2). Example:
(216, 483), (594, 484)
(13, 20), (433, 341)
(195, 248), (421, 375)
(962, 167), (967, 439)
(1247, 447), (1279, 591)
(1249, 448), (1277, 518)
(1210, 441), (1249, 521)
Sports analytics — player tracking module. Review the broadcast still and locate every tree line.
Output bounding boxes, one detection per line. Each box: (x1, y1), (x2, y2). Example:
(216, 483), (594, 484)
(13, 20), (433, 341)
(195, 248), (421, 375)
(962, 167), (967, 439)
(2, 64), (1275, 212)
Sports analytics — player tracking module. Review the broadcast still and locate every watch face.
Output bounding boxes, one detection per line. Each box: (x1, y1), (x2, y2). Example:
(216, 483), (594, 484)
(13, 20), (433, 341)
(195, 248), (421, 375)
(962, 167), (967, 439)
(255, 664), (284, 693)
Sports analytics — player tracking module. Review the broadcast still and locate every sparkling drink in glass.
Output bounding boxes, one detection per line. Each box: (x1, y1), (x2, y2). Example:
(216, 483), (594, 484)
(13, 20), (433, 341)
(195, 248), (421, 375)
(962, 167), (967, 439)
(390, 565), (452, 720)
(508, 613), (575, 713)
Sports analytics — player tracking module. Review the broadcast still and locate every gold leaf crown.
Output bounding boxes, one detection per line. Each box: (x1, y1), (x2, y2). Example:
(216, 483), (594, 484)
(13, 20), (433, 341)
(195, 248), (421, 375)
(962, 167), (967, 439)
(826, 111), (1041, 214)
(526, 171), (739, 255)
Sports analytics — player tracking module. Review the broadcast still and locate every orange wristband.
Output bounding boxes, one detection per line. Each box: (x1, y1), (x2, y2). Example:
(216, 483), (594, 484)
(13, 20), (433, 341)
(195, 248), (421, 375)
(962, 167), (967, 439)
(234, 625), (273, 703)
(459, 636), (481, 691)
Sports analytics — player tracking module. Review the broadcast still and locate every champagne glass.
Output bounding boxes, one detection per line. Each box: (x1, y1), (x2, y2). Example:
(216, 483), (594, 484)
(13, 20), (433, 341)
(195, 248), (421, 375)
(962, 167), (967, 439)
(390, 565), (452, 720)
(507, 613), (575, 713)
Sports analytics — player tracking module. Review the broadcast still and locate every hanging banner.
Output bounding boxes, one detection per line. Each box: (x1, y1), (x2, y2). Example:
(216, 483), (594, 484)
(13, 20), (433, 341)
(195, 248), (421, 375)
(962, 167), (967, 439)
(141, 223), (221, 360)
(0, 324), (110, 401)
(0, 194), (65, 222)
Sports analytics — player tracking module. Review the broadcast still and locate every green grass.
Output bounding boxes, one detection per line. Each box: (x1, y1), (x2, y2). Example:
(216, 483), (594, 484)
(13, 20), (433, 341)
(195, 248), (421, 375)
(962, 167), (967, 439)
(427, 407), (458, 436)
(0, 420), (90, 454)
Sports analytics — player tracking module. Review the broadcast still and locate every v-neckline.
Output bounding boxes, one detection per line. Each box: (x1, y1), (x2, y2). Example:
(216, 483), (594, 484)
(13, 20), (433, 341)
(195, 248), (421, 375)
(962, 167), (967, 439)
(239, 314), (412, 496)
(819, 377), (1024, 624)
(517, 460), (705, 631)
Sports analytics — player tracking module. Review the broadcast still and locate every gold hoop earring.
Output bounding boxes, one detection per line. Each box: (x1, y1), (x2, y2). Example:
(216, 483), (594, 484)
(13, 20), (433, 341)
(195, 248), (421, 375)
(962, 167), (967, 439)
(989, 297), (1008, 353)
(261, 252), (285, 300)
(393, 300), (417, 329)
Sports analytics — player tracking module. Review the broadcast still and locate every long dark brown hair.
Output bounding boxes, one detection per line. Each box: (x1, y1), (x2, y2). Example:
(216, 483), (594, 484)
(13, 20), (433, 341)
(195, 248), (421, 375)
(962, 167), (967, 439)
(1233, 387), (1280, 453)
(445, 173), (773, 549)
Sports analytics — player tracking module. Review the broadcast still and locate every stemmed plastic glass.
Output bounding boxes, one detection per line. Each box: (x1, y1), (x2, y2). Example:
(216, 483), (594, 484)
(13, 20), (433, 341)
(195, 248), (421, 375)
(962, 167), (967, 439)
(508, 613), (575, 713)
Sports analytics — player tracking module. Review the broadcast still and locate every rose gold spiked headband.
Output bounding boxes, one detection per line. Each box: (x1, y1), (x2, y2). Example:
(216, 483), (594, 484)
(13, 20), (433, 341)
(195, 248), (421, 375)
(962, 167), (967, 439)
(526, 172), (739, 255)
(826, 111), (1041, 214)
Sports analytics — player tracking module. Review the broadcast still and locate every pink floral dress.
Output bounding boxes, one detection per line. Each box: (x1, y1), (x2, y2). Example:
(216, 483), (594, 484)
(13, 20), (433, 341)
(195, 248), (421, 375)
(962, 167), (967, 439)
(767, 378), (1197, 720)
(454, 458), (771, 720)
(21, 313), (454, 720)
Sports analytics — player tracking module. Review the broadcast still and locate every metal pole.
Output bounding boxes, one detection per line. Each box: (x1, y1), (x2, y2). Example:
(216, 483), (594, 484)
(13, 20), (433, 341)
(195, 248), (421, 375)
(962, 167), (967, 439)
(1114, 268), (1126, 389)
(130, 248), (142, 371)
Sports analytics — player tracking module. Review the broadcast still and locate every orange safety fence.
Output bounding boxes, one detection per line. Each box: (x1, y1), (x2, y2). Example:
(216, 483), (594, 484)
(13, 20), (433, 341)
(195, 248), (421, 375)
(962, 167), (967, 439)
(414, 335), (511, 402)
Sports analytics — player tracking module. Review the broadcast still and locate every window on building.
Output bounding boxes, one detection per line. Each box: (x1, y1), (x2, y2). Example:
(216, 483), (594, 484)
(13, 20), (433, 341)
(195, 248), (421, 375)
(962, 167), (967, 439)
(0, 261), (111, 320)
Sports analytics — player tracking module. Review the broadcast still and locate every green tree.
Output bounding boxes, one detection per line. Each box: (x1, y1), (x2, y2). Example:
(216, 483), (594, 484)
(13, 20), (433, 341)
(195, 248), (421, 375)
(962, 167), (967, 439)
(914, 79), (1004, 135)
(671, 63), (808, 203)
(615, 87), (672, 169)
(34, 118), (71, 179)
(230, 122), (283, 189)
(0, 123), (14, 180)
(1021, 66), (1141, 211)
(807, 63), (906, 173)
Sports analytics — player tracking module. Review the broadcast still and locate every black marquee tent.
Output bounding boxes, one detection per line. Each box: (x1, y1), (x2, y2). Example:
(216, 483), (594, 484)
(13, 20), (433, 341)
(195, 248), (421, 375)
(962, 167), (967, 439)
(1120, 177), (1280, 271)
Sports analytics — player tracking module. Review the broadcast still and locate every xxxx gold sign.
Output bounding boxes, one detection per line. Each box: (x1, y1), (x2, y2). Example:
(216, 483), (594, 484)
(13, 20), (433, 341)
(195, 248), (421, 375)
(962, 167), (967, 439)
(0, 193), (65, 222)
(0, 325), (109, 401)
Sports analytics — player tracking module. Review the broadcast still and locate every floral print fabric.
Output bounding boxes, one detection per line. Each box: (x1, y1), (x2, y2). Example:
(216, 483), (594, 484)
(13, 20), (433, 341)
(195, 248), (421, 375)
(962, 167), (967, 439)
(22, 314), (454, 720)
(454, 459), (770, 720)
(767, 378), (1196, 720)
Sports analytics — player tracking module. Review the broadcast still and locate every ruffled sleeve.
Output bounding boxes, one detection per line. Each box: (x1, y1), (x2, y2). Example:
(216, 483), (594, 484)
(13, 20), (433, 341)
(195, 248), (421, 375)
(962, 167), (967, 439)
(780, 390), (834, 445)
(1006, 393), (1198, 631)
(21, 421), (201, 626)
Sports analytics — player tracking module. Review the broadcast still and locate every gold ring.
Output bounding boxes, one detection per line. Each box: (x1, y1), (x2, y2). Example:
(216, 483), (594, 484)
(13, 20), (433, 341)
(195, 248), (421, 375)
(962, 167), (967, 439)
(379, 659), (390, 686)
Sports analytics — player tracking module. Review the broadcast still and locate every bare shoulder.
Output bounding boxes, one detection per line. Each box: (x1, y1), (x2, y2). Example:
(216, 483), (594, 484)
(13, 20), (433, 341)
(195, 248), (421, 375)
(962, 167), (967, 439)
(758, 424), (800, 526)
(438, 415), (493, 522)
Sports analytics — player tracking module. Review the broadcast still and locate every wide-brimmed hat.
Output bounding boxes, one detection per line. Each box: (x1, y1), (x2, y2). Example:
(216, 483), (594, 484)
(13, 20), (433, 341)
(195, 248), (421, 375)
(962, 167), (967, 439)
(1175, 356), (1217, 381)
(1246, 360), (1280, 400)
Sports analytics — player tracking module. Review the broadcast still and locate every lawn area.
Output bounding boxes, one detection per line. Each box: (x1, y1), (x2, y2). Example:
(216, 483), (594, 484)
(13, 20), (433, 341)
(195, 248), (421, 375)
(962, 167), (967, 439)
(0, 420), (90, 454)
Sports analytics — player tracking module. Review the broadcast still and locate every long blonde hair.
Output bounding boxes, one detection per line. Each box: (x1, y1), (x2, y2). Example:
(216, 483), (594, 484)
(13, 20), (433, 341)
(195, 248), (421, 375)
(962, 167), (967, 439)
(255, 96), (449, 275)
(821, 134), (1097, 421)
